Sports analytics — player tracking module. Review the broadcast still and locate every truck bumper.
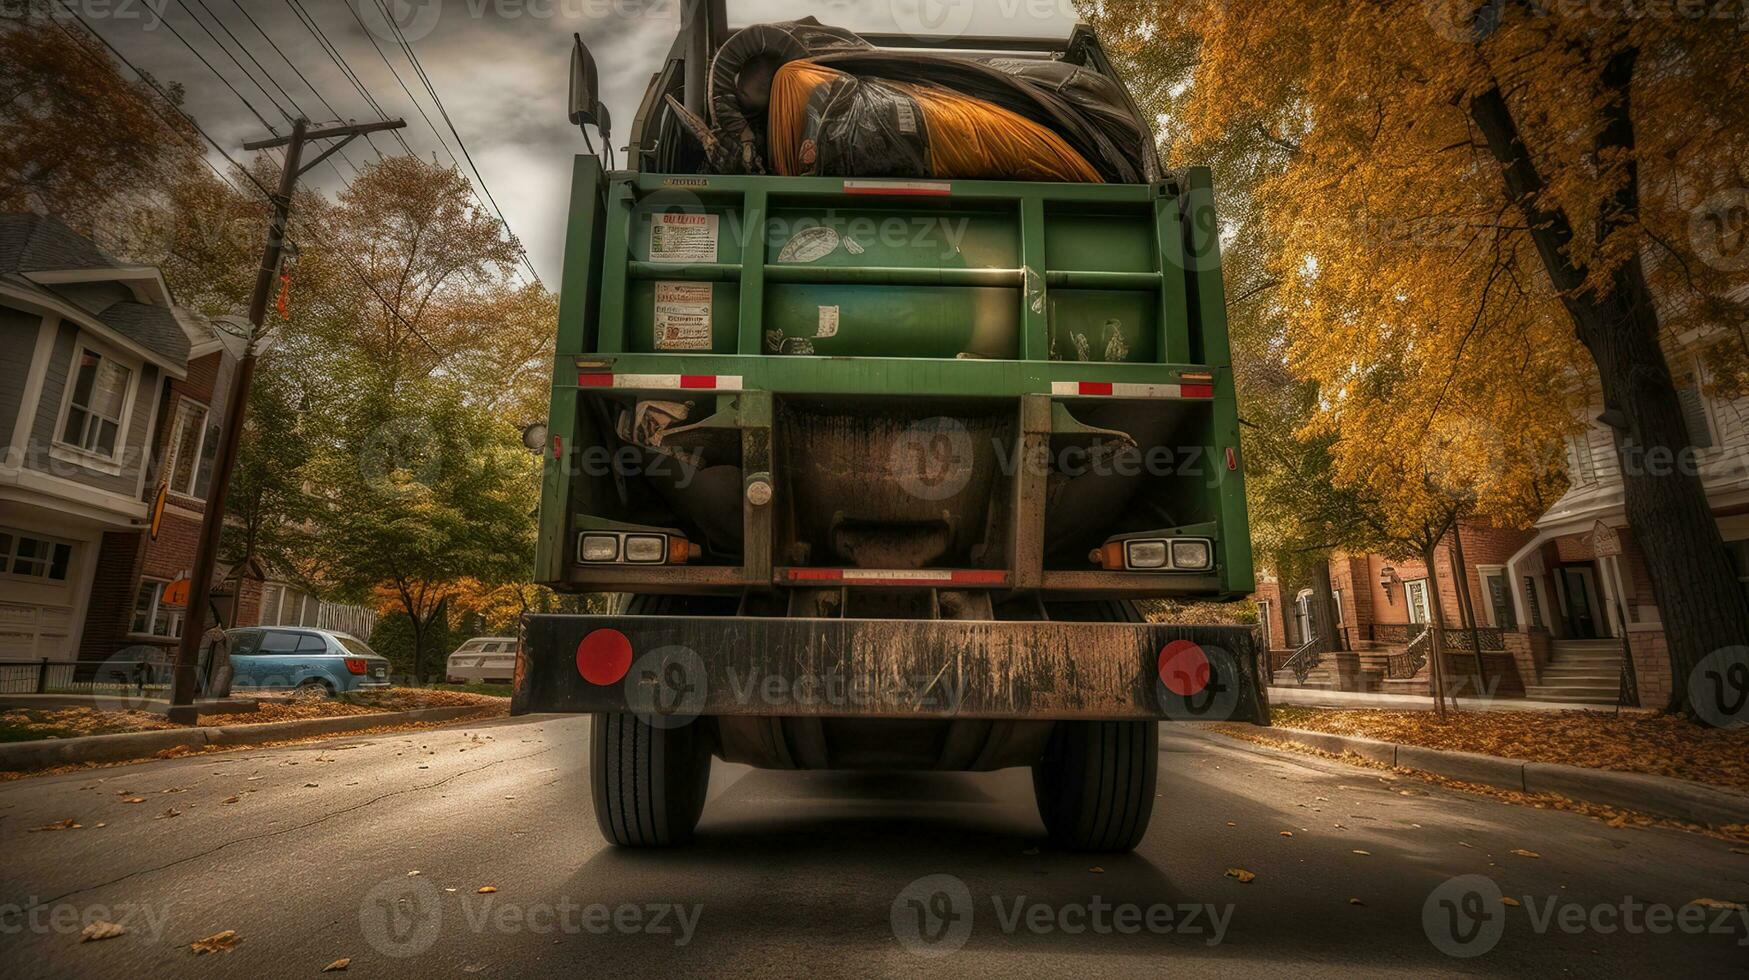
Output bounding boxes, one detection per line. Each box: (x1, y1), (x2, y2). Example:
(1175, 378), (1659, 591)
(514, 614), (1267, 724)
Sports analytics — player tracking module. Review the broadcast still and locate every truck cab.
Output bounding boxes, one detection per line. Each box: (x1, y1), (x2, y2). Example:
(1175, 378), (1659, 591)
(516, 3), (1266, 852)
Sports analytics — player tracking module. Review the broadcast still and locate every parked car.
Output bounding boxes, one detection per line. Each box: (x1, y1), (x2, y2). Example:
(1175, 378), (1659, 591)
(225, 627), (391, 696)
(446, 637), (517, 685)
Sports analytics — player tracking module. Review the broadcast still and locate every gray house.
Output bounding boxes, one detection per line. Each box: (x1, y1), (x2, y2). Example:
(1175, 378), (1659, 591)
(0, 213), (203, 662)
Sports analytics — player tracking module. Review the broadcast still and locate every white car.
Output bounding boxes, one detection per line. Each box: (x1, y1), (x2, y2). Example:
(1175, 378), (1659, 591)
(445, 637), (517, 685)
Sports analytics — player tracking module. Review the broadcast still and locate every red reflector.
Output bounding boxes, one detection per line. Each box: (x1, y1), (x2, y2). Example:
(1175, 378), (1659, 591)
(1180, 384), (1215, 398)
(553, 435), (563, 460)
(578, 373), (613, 387)
(1158, 640), (1210, 697)
(1225, 447), (1238, 470)
(576, 629), (632, 686)
(344, 658), (369, 675)
(1079, 382), (1114, 396)
(679, 375), (716, 389)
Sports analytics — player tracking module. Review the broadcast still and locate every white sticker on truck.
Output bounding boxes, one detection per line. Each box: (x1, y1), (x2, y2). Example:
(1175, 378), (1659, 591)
(653, 281), (713, 350)
(816, 305), (840, 338)
(649, 212), (718, 263)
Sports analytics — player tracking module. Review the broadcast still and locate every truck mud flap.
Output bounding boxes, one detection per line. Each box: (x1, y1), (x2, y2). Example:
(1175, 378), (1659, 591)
(515, 615), (1267, 724)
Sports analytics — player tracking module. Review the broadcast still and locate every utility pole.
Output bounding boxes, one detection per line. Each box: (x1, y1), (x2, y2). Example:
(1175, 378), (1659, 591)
(167, 117), (405, 725)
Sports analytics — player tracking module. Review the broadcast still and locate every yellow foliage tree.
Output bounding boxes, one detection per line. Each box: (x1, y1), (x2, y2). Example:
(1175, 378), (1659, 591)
(1093, 0), (1749, 718)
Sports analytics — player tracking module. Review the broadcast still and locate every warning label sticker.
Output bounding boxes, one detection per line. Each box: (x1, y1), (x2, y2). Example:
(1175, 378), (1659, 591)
(653, 281), (713, 350)
(816, 305), (839, 338)
(649, 212), (718, 263)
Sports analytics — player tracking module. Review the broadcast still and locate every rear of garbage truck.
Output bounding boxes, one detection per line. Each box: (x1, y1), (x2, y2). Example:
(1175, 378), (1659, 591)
(514, 6), (1267, 852)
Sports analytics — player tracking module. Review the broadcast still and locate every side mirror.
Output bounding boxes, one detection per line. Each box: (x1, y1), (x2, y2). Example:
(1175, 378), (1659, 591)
(568, 33), (602, 129)
(521, 421), (549, 455)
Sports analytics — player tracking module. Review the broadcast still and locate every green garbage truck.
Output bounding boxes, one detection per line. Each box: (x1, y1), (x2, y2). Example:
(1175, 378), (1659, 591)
(514, 6), (1267, 852)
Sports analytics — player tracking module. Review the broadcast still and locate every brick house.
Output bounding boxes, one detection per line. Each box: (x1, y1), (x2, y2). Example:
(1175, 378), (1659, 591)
(1255, 522), (1540, 698)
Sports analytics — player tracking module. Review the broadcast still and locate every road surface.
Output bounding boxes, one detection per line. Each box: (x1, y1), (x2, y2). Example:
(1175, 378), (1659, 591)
(2, 715), (1745, 977)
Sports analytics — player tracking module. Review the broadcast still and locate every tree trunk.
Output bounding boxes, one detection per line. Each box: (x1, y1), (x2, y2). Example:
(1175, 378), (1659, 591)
(1448, 527), (1487, 690)
(1422, 544), (1452, 719)
(1469, 62), (1749, 720)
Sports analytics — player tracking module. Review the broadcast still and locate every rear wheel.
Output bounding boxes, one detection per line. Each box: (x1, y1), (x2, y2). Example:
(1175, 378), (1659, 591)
(591, 712), (712, 847)
(1031, 719), (1157, 852)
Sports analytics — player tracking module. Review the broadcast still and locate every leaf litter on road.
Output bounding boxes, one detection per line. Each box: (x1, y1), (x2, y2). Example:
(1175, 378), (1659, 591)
(190, 930), (239, 954)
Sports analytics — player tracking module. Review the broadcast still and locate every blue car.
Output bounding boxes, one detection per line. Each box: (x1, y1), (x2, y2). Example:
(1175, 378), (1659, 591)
(225, 627), (392, 696)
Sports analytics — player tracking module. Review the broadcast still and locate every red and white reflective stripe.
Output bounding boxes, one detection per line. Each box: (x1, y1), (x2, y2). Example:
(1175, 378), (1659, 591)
(1051, 381), (1215, 399)
(842, 179), (952, 197)
(577, 373), (744, 391)
(783, 568), (1009, 587)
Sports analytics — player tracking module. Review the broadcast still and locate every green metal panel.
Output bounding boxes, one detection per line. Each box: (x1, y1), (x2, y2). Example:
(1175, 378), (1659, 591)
(1182, 166), (1254, 592)
(536, 157), (604, 583)
(543, 164), (1256, 596)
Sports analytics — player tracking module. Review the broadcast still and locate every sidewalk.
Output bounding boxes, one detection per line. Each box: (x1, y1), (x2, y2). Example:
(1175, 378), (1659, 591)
(1266, 685), (1648, 714)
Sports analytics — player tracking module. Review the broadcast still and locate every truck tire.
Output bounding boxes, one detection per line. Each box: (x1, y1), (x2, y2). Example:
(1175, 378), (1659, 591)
(591, 712), (712, 847)
(1031, 719), (1157, 852)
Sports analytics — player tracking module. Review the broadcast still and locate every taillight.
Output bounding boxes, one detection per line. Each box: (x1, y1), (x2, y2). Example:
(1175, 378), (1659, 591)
(344, 658), (369, 675)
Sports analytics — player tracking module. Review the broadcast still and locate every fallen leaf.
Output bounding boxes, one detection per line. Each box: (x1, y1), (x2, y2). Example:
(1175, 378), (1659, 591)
(221, 796), (240, 805)
(407, 871), (421, 877)
(1606, 814), (1627, 828)
(1689, 898), (1746, 911)
(81, 921), (126, 941)
(93, 823), (106, 829)
(122, 797), (145, 804)
(304, 783), (319, 788)
(1088, 867), (1105, 874)
(1351, 849), (1371, 856)
(190, 930), (239, 954)
(1348, 898), (1364, 906)
(1225, 867), (1256, 883)
(29, 818), (78, 832)
(1021, 847), (1039, 856)
(1510, 849), (1540, 859)
(477, 886), (497, 894)
(157, 809), (181, 819)
(323, 958), (351, 972)
(1279, 831), (1293, 838)
(1501, 897), (1521, 907)
(1225, 821), (1236, 827)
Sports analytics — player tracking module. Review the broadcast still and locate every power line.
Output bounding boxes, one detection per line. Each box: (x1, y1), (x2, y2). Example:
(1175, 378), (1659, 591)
(155, 0), (287, 130)
(51, 3), (456, 357)
(280, 0), (412, 159)
(172, 0), (363, 185)
(371, 0), (542, 284)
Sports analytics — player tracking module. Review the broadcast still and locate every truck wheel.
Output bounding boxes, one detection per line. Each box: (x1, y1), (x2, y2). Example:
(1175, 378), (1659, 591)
(1031, 720), (1157, 852)
(591, 712), (712, 847)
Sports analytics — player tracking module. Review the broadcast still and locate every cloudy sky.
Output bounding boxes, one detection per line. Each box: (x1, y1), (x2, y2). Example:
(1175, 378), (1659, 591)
(66, 0), (1079, 285)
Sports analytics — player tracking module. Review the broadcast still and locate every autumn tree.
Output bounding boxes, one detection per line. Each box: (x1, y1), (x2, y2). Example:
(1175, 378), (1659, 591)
(0, 3), (202, 235)
(1094, 0), (1749, 719)
(280, 156), (550, 680)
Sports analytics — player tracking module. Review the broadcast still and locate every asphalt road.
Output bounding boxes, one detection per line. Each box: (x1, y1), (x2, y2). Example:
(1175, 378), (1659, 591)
(1, 715), (1745, 978)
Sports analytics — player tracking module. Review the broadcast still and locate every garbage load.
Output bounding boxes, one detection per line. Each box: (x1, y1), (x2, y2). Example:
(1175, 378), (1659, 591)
(696, 18), (1153, 183)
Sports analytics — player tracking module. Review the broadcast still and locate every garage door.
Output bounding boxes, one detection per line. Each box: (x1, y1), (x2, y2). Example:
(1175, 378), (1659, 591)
(0, 600), (74, 660)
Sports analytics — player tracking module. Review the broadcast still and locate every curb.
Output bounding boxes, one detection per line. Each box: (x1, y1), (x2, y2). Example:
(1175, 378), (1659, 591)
(1210, 725), (1749, 828)
(0, 705), (494, 773)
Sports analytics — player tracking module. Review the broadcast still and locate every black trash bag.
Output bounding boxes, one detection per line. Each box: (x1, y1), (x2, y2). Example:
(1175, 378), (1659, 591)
(980, 58), (1157, 183)
(707, 17), (870, 174)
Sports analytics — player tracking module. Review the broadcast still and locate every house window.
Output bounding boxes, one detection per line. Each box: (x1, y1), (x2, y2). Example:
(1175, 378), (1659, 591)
(1480, 568), (1517, 629)
(1567, 435), (1596, 484)
(130, 580), (183, 638)
(1523, 576), (1544, 628)
(165, 399), (211, 497)
(0, 529), (73, 581)
(58, 348), (132, 458)
(1403, 579), (1431, 624)
(1674, 368), (1714, 450)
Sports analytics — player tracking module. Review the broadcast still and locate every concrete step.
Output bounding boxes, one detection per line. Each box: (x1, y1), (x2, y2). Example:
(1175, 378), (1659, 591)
(1524, 684), (1619, 703)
